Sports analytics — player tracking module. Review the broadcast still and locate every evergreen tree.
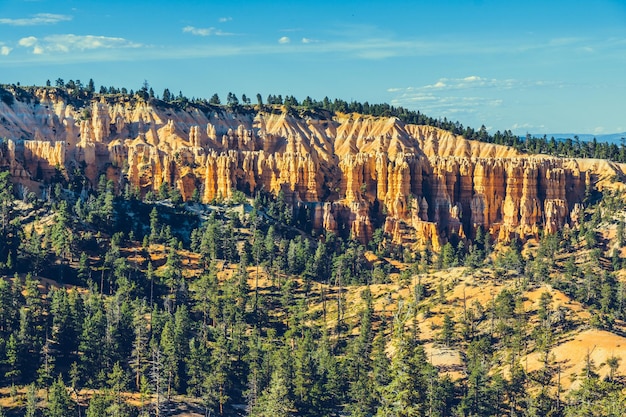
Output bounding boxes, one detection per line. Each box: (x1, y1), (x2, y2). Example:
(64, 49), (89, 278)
(25, 383), (38, 417)
(204, 334), (231, 415)
(4, 333), (22, 385)
(46, 376), (75, 417)
(209, 94), (221, 105)
(440, 312), (455, 347)
(160, 318), (177, 400)
(78, 294), (107, 386)
(51, 288), (78, 356)
(85, 394), (110, 417)
(130, 301), (149, 390)
(190, 265), (219, 338)
(251, 371), (295, 417)
(377, 334), (430, 416)
(107, 362), (129, 415)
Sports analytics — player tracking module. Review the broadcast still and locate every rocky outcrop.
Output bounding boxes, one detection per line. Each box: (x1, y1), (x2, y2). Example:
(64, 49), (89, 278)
(0, 86), (623, 248)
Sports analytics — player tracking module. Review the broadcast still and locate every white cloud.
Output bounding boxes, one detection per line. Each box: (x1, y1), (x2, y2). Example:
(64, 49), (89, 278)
(389, 76), (575, 133)
(0, 13), (72, 26)
(182, 26), (232, 36)
(389, 87), (505, 123)
(391, 92), (503, 112)
(7, 33), (617, 68)
(415, 76), (563, 92)
(0, 46), (12, 56)
(17, 34), (142, 54)
(218, 17), (232, 23)
(18, 36), (38, 47)
(183, 26), (211, 36)
(511, 123), (545, 131)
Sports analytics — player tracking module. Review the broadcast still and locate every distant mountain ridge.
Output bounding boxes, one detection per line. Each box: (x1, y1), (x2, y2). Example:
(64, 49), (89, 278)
(533, 132), (626, 144)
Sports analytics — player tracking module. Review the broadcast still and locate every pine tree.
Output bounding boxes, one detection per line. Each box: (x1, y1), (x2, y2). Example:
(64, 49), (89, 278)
(190, 265), (218, 338)
(78, 295), (106, 385)
(251, 371), (295, 417)
(5, 331), (23, 385)
(162, 88), (171, 102)
(204, 334), (231, 415)
(440, 312), (455, 347)
(25, 383), (38, 417)
(85, 394), (110, 417)
(47, 375), (75, 417)
(131, 301), (149, 390)
(37, 337), (55, 398)
(209, 93), (221, 105)
(376, 335), (429, 417)
(293, 329), (319, 411)
(163, 247), (182, 306)
(160, 318), (177, 401)
(69, 362), (81, 414)
(51, 288), (77, 356)
(186, 337), (210, 398)
(138, 374), (151, 416)
(173, 305), (191, 392)
(149, 207), (159, 242)
(107, 362), (129, 415)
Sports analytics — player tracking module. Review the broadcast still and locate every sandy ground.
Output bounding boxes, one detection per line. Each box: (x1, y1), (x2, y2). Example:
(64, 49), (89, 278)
(523, 328), (626, 390)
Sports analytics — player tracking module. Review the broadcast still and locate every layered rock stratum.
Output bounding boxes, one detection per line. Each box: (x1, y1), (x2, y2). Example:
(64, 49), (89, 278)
(0, 86), (624, 248)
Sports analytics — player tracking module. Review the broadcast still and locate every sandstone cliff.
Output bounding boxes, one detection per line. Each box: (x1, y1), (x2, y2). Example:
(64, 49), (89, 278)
(0, 86), (623, 248)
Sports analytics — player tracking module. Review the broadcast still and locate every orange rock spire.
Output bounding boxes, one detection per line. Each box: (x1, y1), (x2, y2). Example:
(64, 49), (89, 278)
(1, 88), (621, 248)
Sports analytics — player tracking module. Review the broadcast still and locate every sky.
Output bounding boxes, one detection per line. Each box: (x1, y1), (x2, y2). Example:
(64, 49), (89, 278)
(0, 0), (625, 136)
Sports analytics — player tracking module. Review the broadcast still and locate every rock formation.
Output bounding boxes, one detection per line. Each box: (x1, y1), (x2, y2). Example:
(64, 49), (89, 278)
(0, 86), (624, 249)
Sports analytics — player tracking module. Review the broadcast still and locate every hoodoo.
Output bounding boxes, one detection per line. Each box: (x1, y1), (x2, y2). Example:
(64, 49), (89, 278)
(0, 86), (622, 248)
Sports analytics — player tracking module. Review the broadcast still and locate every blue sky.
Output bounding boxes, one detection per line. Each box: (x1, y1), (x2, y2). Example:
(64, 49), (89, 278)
(0, 0), (625, 136)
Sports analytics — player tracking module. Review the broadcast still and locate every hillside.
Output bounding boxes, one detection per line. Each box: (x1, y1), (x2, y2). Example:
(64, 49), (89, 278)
(0, 84), (626, 416)
(1, 85), (625, 251)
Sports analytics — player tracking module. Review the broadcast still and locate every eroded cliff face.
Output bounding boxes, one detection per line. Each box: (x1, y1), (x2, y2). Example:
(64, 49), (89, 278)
(0, 87), (623, 248)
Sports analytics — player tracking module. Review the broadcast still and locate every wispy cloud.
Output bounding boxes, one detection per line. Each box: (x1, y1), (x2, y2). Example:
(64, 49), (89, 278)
(511, 122), (546, 132)
(391, 93), (503, 114)
(389, 75), (570, 128)
(388, 76), (515, 121)
(403, 76), (564, 92)
(4, 31), (622, 67)
(218, 17), (232, 23)
(17, 34), (142, 54)
(182, 26), (233, 36)
(0, 13), (72, 26)
(0, 45), (12, 56)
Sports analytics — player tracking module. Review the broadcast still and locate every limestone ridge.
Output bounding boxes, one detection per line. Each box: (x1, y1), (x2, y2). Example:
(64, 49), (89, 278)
(0, 87), (622, 248)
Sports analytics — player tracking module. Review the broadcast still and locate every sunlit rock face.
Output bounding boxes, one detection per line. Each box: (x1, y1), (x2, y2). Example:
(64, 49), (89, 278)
(1, 87), (618, 248)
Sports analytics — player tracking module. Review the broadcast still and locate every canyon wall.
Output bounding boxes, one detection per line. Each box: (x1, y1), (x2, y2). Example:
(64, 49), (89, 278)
(0, 86), (623, 248)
